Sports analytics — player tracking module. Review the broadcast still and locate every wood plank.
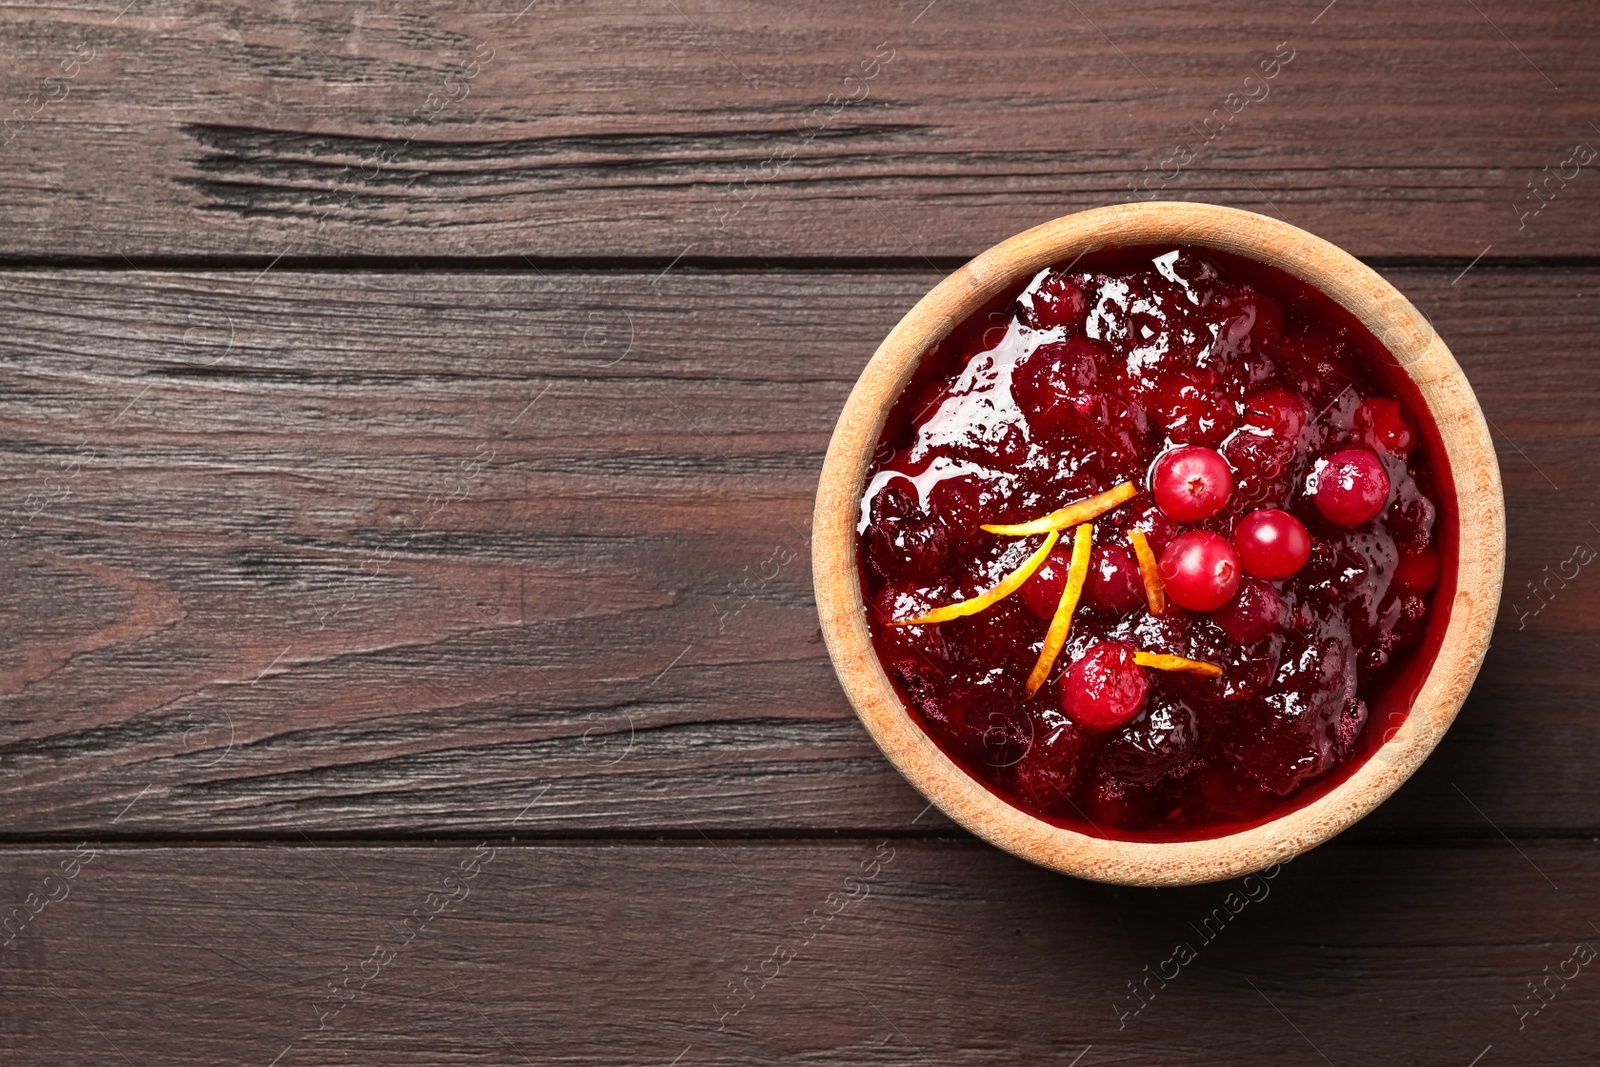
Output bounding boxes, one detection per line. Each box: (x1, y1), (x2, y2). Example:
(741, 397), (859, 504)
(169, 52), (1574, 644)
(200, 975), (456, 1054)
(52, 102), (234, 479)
(0, 265), (1595, 836)
(3, 0), (1600, 259)
(0, 839), (1596, 1064)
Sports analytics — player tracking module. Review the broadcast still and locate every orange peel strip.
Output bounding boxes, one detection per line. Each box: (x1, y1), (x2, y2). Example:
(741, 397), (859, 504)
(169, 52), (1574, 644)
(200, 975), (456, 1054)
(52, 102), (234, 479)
(891, 529), (1060, 626)
(1025, 523), (1093, 696)
(1129, 527), (1166, 615)
(980, 481), (1138, 536)
(1133, 651), (1223, 678)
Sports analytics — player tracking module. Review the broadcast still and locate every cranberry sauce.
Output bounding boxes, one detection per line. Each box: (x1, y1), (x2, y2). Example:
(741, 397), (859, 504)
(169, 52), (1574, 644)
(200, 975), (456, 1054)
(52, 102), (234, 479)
(858, 245), (1453, 842)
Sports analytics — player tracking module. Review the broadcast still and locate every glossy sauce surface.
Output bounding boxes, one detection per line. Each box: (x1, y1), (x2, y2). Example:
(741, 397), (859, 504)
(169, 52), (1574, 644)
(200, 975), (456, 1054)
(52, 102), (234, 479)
(858, 245), (1454, 841)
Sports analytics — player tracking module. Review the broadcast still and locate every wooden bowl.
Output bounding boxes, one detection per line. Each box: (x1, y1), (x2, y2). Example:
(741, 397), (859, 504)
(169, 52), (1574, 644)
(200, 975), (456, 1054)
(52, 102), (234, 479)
(813, 202), (1504, 886)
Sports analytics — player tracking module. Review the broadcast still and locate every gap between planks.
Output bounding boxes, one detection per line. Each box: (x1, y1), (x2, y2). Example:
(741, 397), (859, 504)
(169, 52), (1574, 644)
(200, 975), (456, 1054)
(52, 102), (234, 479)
(1, 254), (1600, 274)
(0, 828), (1593, 850)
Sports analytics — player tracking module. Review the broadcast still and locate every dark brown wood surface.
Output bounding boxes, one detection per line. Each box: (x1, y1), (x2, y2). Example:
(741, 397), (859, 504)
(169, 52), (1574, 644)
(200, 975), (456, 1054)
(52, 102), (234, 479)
(2, 1), (1599, 259)
(3, 1), (1598, 1063)
(2, 841), (1598, 1065)
(0, 265), (1593, 840)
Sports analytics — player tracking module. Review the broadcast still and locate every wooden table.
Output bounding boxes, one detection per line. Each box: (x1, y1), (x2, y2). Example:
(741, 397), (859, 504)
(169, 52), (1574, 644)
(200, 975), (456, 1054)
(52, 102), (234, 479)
(2, 2), (1596, 1063)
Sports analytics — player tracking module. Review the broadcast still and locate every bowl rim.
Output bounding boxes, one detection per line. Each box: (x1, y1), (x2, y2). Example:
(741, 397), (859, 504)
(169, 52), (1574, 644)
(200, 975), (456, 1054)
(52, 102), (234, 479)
(812, 201), (1505, 887)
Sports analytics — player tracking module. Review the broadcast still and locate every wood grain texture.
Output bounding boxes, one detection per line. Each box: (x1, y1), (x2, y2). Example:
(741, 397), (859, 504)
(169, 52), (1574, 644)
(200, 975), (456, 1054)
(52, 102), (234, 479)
(3, 3), (1593, 1063)
(2, 0), (1599, 259)
(0, 264), (1593, 838)
(0, 839), (1596, 1065)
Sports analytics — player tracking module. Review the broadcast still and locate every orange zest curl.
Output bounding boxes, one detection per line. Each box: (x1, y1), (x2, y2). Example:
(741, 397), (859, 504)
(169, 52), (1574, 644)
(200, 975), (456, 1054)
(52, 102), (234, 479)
(891, 529), (1060, 627)
(1133, 651), (1223, 678)
(981, 481), (1138, 536)
(1025, 523), (1093, 696)
(1128, 527), (1166, 615)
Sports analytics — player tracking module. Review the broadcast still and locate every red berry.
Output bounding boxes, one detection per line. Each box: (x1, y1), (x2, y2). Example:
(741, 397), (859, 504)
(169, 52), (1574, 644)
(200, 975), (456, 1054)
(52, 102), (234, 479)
(1083, 544), (1146, 615)
(866, 484), (952, 580)
(1225, 390), (1311, 513)
(1211, 578), (1286, 644)
(1010, 338), (1100, 437)
(1233, 508), (1312, 579)
(1150, 445), (1234, 522)
(1242, 388), (1308, 442)
(1158, 530), (1241, 611)
(1312, 448), (1391, 527)
(1013, 715), (1085, 811)
(1355, 397), (1415, 458)
(1021, 546), (1072, 619)
(927, 474), (988, 539)
(1145, 374), (1237, 447)
(1393, 548), (1441, 594)
(1019, 270), (1087, 330)
(1061, 641), (1149, 733)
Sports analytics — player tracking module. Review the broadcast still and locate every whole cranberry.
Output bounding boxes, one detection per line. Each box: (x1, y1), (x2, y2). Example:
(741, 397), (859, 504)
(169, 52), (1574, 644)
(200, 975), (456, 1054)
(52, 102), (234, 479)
(1020, 545), (1072, 620)
(1146, 373), (1237, 447)
(1019, 271), (1087, 331)
(1150, 445), (1234, 521)
(1011, 338), (1100, 436)
(1158, 530), (1242, 612)
(1393, 548), (1441, 594)
(1312, 448), (1391, 527)
(1242, 388), (1308, 442)
(1211, 577), (1287, 644)
(1061, 641), (1150, 733)
(1233, 508), (1312, 579)
(1084, 544), (1146, 615)
(1355, 397), (1415, 458)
